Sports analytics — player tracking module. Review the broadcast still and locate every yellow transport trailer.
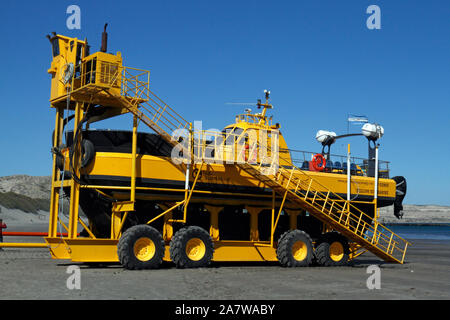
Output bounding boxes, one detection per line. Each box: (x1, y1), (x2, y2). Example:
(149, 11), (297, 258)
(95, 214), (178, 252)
(0, 28), (409, 269)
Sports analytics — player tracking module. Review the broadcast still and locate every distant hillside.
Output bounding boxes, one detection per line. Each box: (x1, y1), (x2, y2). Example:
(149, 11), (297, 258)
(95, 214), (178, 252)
(0, 175), (51, 199)
(379, 204), (450, 224)
(0, 175), (68, 219)
(0, 175), (51, 214)
(0, 192), (50, 214)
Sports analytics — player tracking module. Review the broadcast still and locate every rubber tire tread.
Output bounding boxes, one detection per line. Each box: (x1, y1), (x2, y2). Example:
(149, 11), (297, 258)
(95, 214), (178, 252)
(314, 232), (350, 267)
(81, 139), (95, 168)
(170, 226), (214, 269)
(276, 229), (313, 267)
(117, 224), (165, 270)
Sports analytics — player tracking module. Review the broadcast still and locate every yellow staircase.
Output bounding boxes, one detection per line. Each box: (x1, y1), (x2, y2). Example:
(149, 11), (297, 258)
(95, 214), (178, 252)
(114, 71), (190, 148)
(238, 159), (409, 263)
(73, 60), (409, 264)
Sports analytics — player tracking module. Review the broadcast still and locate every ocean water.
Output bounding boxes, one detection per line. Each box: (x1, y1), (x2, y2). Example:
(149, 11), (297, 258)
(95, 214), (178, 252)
(387, 224), (450, 241)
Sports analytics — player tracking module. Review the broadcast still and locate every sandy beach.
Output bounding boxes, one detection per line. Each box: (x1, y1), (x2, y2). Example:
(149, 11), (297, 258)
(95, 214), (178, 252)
(1, 204), (449, 301)
(0, 238), (448, 300)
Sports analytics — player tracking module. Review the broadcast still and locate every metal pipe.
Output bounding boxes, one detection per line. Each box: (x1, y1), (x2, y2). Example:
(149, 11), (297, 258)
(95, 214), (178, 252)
(100, 23), (108, 52)
(0, 243), (48, 248)
(185, 163), (190, 191)
(374, 144), (379, 200)
(2, 232), (69, 237)
(347, 144), (351, 201)
(184, 123), (193, 199)
(270, 190), (275, 247)
(131, 115), (138, 203)
(0, 219), (4, 246)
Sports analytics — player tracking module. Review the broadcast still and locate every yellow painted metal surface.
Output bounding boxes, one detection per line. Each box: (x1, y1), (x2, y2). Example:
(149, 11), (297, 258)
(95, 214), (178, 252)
(48, 35), (87, 101)
(247, 207), (261, 241)
(63, 239), (119, 262)
(292, 241), (307, 261)
(134, 237), (156, 261)
(110, 211), (123, 239)
(185, 238), (206, 261)
(330, 242), (345, 262)
(163, 212), (174, 241)
(212, 241), (278, 262)
(204, 205), (221, 241)
(112, 201), (135, 213)
(163, 245), (171, 261)
(45, 237), (72, 259)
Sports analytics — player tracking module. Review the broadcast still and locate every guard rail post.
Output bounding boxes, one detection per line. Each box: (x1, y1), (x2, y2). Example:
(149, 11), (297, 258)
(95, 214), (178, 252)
(0, 219), (6, 250)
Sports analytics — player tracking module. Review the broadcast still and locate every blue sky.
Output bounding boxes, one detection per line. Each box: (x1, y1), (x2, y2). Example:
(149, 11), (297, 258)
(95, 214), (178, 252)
(0, 0), (449, 205)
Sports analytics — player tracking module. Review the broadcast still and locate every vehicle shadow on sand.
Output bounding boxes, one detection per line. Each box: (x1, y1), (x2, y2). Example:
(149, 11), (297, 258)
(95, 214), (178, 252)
(56, 257), (410, 270)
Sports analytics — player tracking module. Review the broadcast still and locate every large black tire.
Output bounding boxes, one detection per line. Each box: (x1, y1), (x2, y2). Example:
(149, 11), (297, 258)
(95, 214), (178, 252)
(276, 229), (313, 267)
(314, 232), (350, 267)
(81, 139), (95, 168)
(117, 224), (165, 270)
(170, 226), (214, 268)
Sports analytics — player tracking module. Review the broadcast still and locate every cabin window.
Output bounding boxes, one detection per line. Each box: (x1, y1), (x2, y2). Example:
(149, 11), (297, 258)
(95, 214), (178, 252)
(76, 43), (82, 65)
(51, 38), (59, 57)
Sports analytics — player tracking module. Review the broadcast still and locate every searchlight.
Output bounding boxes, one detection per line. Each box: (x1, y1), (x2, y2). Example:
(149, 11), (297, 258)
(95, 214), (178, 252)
(362, 123), (384, 141)
(315, 130), (337, 145)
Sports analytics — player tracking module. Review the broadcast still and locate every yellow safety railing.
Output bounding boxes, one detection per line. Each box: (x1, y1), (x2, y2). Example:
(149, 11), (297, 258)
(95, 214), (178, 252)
(235, 113), (273, 126)
(120, 66), (150, 97)
(73, 58), (123, 89)
(118, 68), (190, 142)
(190, 129), (261, 164)
(72, 56), (190, 145)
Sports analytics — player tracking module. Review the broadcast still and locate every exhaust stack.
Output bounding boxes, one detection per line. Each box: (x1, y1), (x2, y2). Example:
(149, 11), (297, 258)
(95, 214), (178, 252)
(100, 23), (108, 52)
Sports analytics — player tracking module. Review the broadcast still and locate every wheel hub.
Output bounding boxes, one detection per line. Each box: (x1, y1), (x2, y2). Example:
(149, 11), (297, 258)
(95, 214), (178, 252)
(185, 238), (206, 261)
(292, 240), (307, 261)
(134, 237), (156, 261)
(329, 241), (344, 262)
